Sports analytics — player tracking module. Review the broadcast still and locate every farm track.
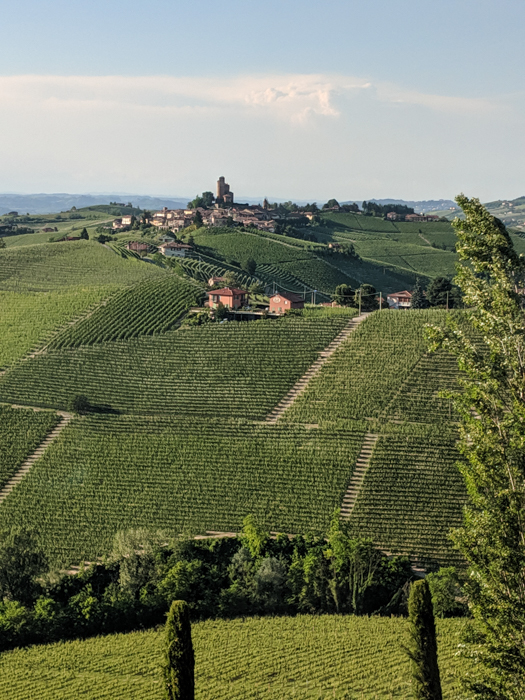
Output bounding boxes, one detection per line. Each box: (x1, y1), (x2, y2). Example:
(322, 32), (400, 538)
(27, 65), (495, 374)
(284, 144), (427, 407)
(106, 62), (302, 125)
(0, 410), (73, 504)
(266, 313), (369, 424)
(340, 432), (379, 519)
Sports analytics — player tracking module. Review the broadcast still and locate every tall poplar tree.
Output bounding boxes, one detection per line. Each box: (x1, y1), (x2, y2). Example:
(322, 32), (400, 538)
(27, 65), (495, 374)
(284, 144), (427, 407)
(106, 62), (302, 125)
(405, 579), (442, 700)
(426, 195), (525, 698)
(163, 600), (195, 700)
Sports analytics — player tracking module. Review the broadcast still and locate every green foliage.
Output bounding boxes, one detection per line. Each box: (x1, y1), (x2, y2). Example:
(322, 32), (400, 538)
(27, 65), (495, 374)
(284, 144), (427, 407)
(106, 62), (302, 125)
(70, 394), (91, 415)
(356, 283), (378, 311)
(425, 195), (525, 697)
(0, 615), (469, 699)
(0, 527), (47, 606)
(80, 228), (89, 240)
(188, 192), (214, 209)
(332, 283), (355, 306)
(241, 256), (256, 275)
(426, 567), (467, 619)
(411, 278), (429, 309)
(164, 600), (195, 700)
(405, 579), (443, 699)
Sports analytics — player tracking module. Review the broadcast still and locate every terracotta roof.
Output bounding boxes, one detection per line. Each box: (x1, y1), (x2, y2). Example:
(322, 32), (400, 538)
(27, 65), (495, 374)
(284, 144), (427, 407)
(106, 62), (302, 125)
(206, 287), (247, 296)
(388, 290), (413, 298)
(159, 242), (192, 249)
(270, 292), (304, 303)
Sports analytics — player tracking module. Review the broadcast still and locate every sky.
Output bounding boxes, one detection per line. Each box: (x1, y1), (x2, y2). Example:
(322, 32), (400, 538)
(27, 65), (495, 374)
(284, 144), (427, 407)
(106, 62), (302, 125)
(0, 0), (524, 202)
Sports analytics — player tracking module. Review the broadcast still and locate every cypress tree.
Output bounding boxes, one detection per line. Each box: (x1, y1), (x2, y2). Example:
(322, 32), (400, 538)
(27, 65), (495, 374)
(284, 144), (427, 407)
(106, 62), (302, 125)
(410, 278), (428, 309)
(406, 579), (443, 700)
(163, 600), (195, 700)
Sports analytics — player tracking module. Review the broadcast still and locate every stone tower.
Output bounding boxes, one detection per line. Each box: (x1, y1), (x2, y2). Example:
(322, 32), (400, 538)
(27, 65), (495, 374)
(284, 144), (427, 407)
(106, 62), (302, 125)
(216, 176), (234, 204)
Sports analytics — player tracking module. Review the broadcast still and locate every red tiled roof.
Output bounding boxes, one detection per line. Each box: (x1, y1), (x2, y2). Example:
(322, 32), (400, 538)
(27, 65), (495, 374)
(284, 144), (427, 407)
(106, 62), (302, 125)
(388, 290), (413, 298)
(270, 292), (304, 303)
(206, 287), (247, 296)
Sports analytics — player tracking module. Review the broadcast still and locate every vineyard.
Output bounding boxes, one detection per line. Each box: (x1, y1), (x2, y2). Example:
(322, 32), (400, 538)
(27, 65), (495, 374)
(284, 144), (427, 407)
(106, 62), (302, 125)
(0, 241), (165, 291)
(0, 415), (367, 564)
(0, 405), (59, 489)
(48, 276), (204, 349)
(194, 230), (311, 265)
(284, 309), (458, 425)
(0, 316), (350, 417)
(0, 614), (469, 699)
(348, 423), (466, 567)
(0, 287), (113, 368)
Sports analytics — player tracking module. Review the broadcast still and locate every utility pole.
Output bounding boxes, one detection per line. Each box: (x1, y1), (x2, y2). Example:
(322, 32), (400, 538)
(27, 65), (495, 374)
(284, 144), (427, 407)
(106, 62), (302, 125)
(313, 289), (317, 305)
(358, 288), (362, 316)
(446, 290), (449, 311)
(379, 291), (382, 311)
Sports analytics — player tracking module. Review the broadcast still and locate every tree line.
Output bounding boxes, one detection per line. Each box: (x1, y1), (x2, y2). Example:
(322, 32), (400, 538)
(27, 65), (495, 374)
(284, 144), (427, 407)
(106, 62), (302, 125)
(0, 514), (464, 654)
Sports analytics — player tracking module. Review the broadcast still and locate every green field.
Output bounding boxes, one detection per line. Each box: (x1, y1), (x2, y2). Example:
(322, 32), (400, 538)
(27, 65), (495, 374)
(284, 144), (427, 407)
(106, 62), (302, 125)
(0, 415), (367, 564)
(0, 615), (468, 699)
(0, 405), (59, 489)
(0, 315), (352, 417)
(48, 275), (204, 349)
(0, 241), (164, 292)
(0, 288), (114, 368)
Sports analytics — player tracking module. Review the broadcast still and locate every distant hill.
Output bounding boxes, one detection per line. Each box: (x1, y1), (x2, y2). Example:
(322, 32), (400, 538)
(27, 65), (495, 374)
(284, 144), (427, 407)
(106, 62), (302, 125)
(341, 198), (457, 213)
(0, 193), (190, 215)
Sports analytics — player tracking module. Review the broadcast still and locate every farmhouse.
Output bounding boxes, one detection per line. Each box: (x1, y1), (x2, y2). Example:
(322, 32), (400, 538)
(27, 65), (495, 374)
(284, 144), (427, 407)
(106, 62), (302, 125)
(208, 276), (228, 287)
(206, 287), (247, 309)
(158, 242), (193, 258)
(125, 241), (151, 254)
(269, 292), (305, 314)
(386, 212), (402, 221)
(386, 290), (413, 309)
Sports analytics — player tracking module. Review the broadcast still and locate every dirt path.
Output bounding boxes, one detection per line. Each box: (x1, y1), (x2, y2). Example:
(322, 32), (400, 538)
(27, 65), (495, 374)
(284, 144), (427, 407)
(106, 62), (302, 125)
(266, 313), (370, 424)
(0, 410), (73, 504)
(340, 432), (379, 519)
(418, 232), (432, 245)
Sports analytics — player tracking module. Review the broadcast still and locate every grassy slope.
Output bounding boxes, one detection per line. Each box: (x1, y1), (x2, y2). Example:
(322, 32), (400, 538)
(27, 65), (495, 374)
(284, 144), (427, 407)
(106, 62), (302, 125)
(0, 405), (59, 489)
(0, 288), (113, 368)
(0, 240), (164, 291)
(0, 416), (367, 564)
(0, 316), (351, 416)
(0, 615), (468, 700)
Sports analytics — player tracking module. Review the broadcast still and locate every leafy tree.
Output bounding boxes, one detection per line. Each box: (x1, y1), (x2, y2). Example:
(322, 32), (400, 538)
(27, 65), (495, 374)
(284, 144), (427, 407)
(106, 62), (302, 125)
(405, 579), (443, 699)
(425, 567), (467, 619)
(332, 284), (355, 306)
(355, 284), (379, 311)
(70, 394), (91, 415)
(411, 279), (428, 309)
(241, 257), (257, 276)
(240, 514), (269, 559)
(80, 228), (89, 240)
(188, 191), (214, 209)
(193, 211), (203, 229)
(222, 271), (238, 287)
(425, 195), (525, 697)
(426, 277), (452, 308)
(322, 199), (340, 209)
(0, 528), (48, 606)
(163, 600), (195, 700)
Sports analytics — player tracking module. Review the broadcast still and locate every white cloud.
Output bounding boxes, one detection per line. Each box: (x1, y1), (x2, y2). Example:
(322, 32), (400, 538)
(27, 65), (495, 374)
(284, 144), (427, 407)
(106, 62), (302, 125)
(0, 72), (520, 199)
(0, 73), (501, 122)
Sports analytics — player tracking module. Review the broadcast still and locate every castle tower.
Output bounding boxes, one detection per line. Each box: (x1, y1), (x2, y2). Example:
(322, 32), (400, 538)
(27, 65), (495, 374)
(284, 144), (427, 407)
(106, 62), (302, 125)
(216, 176), (234, 204)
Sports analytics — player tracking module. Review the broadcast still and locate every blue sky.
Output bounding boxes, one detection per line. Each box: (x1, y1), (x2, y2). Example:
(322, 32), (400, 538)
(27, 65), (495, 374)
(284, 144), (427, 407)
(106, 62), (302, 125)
(0, 0), (523, 201)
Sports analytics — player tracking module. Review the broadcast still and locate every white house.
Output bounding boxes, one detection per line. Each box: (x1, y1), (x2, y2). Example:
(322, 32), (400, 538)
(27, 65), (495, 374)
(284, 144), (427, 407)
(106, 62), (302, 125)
(158, 242), (193, 258)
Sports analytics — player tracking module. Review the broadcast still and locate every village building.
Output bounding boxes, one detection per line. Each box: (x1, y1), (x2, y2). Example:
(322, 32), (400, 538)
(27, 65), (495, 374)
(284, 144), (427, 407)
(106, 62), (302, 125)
(125, 241), (152, 254)
(269, 292), (305, 314)
(158, 242), (193, 258)
(386, 290), (413, 309)
(206, 287), (247, 310)
(328, 242), (343, 250)
(42, 227), (56, 232)
(386, 212), (402, 221)
(208, 276), (228, 287)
